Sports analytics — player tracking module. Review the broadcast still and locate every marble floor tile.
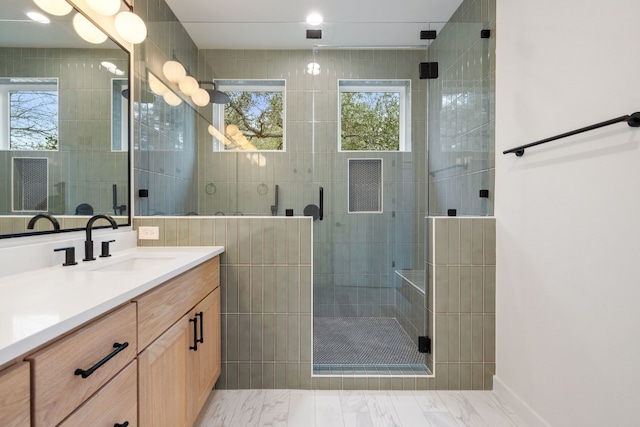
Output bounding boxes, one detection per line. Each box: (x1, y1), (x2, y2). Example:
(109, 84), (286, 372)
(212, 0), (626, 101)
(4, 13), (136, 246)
(437, 391), (489, 427)
(195, 389), (529, 427)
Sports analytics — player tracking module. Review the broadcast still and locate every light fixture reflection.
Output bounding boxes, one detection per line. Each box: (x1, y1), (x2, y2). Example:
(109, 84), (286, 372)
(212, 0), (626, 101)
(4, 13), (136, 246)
(33, 0), (72, 16)
(192, 88), (210, 107)
(163, 91), (182, 106)
(27, 12), (50, 24)
(86, 0), (121, 17)
(114, 11), (147, 44)
(72, 13), (108, 44)
(148, 73), (169, 96)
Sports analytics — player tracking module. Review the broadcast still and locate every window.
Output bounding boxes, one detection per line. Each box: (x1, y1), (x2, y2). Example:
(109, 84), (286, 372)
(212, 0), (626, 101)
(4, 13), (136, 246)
(338, 80), (411, 152)
(212, 80), (285, 151)
(0, 78), (59, 151)
(111, 79), (128, 152)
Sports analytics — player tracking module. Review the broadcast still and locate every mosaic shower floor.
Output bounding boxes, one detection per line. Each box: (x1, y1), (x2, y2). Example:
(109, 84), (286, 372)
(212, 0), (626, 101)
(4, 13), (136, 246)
(313, 317), (430, 376)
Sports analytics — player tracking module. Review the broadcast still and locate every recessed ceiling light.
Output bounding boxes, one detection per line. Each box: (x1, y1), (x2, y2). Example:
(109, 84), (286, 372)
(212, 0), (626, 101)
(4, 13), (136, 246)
(27, 11), (50, 24)
(306, 13), (323, 26)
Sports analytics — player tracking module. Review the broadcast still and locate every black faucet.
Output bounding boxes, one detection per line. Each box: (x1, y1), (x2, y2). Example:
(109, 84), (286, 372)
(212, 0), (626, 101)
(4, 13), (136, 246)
(84, 214), (118, 261)
(27, 213), (60, 231)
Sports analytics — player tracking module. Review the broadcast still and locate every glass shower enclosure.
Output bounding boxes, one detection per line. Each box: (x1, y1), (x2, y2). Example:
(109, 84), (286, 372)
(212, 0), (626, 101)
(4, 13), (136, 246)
(309, 47), (430, 375)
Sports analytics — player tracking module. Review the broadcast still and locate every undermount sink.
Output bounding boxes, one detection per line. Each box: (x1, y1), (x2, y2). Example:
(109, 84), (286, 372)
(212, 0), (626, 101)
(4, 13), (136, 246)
(88, 256), (175, 272)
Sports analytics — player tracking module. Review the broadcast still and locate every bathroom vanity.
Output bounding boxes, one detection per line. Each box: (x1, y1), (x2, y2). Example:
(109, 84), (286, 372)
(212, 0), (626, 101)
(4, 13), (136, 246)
(0, 245), (223, 427)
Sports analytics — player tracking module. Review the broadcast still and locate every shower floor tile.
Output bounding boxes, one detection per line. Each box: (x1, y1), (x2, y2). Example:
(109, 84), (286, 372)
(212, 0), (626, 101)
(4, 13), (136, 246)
(313, 317), (429, 375)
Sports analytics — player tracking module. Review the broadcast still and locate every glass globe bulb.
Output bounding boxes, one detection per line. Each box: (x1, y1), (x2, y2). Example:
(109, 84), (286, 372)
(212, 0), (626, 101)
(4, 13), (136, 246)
(192, 88), (210, 107)
(178, 76), (199, 96)
(72, 13), (108, 44)
(163, 91), (183, 106)
(163, 60), (186, 84)
(148, 73), (169, 96)
(115, 11), (147, 44)
(86, 0), (121, 16)
(33, 0), (73, 16)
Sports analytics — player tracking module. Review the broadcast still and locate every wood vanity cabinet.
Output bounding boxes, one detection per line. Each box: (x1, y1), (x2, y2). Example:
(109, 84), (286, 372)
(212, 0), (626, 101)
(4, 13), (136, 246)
(0, 362), (30, 427)
(27, 303), (137, 426)
(137, 257), (221, 427)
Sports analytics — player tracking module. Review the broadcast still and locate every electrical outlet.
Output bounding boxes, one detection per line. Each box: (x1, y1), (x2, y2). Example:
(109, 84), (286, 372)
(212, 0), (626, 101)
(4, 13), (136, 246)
(138, 226), (159, 240)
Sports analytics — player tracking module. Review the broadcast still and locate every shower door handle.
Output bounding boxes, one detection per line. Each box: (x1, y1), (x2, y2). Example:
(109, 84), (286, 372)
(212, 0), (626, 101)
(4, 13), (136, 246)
(319, 186), (323, 221)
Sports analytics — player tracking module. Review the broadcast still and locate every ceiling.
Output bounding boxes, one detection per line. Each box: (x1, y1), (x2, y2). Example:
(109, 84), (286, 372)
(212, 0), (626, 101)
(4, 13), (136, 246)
(163, 0), (464, 49)
(0, 0), (114, 48)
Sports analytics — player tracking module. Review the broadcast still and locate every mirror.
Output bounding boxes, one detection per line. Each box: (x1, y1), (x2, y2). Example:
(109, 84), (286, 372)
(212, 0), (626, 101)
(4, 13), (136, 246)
(0, 0), (130, 238)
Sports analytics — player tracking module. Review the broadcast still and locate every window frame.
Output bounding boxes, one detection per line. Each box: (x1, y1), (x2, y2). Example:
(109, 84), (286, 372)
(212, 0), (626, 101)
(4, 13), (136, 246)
(213, 79), (287, 152)
(0, 78), (59, 151)
(338, 79), (411, 152)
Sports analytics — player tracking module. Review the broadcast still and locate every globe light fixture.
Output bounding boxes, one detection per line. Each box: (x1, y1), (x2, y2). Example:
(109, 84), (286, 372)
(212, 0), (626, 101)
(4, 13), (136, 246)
(178, 75), (199, 96)
(163, 91), (183, 106)
(115, 10), (147, 44)
(72, 13), (108, 44)
(33, 0), (73, 16)
(86, 0), (121, 17)
(192, 88), (211, 107)
(163, 60), (186, 84)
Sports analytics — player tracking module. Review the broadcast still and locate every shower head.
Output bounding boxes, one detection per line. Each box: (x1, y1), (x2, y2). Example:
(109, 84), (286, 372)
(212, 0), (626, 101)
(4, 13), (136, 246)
(199, 81), (231, 104)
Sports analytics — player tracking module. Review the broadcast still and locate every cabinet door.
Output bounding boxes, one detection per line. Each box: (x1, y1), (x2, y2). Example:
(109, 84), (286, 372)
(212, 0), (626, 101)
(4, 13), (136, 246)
(0, 362), (30, 427)
(58, 361), (137, 427)
(138, 313), (190, 427)
(187, 287), (221, 424)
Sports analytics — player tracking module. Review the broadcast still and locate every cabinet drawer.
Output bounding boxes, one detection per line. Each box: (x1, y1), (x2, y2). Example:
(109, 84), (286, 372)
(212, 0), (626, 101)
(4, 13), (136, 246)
(135, 257), (219, 351)
(59, 360), (137, 427)
(28, 303), (137, 427)
(0, 362), (30, 427)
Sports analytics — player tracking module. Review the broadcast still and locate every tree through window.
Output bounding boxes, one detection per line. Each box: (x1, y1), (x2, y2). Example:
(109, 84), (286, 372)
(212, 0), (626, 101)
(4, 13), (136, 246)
(339, 80), (411, 152)
(0, 78), (59, 151)
(213, 80), (285, 151)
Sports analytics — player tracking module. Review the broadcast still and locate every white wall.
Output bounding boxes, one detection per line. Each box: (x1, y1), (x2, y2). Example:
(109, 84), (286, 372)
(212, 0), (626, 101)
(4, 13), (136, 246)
(495, 1), (640, 426)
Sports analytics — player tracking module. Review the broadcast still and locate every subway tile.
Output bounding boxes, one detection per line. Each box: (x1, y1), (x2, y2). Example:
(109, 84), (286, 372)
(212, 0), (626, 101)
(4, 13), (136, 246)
(287, 314), (299, 362)
(263, 314), (275, 362)
(471, 266), (484, 313)
(459, 266), (472, 313)
(447, 314), (460, 363)
(275, 315), (288, 361)
(287, 266), (300, 313)
(250, 363), (263, 389)
(447, 266), (460, 313)
(250, 219), (263, 264)
(434, 219), (448, 265)
(471, 314), (484, 363)
(484, 219), (496, 265)
(447, 218), (460, 264)
(459, 219), (472, 265)
(274, 363), (287, 389)
(251, 314), (263, 362)
(262, 363), (275, 389)
(263, 266), (276, 313)
(238, 220), (251, 265)
(484, 314), (495, 362)
(275, 266), (288, 313)
(238, 314), (251, 361)
(471, 219), (484, 265)
(238, 266), (251, 313)
(251, 266), (264, 313)
(262, 219), (275, 264)
(238, 362), (251, 389)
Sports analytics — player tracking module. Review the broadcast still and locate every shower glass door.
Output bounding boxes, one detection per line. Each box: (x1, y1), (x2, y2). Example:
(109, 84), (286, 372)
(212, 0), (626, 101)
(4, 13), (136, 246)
(310, 47), (430, 375)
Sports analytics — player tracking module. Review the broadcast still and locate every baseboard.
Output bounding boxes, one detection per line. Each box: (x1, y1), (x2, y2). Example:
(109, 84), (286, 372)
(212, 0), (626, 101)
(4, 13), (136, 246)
(493, 375), (553, 427)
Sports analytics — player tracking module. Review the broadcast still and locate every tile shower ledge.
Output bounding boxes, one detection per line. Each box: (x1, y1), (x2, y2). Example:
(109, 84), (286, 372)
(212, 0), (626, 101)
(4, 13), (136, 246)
(0, 245), (224, 367)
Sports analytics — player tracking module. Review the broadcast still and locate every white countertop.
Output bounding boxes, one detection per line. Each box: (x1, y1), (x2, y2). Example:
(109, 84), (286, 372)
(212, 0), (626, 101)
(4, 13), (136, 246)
(0, 246), (224, 367)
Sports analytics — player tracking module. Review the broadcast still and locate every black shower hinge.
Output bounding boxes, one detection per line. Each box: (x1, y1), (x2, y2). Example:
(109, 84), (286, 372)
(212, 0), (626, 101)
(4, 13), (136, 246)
(420, 30), (437, 40)
(419, 62), (438, 79)
(418, 336), (431, 354)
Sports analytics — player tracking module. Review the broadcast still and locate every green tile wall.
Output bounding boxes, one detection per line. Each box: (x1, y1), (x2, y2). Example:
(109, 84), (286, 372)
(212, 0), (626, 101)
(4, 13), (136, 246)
(427, 216), (496, 390)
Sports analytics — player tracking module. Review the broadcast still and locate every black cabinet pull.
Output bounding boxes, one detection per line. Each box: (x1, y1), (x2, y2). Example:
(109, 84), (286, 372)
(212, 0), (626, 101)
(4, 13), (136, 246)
(74, 342), (129, 379)
(196, 311), (204, 344)
(189, 317), (198, 351)
(114, 422), (129, 427)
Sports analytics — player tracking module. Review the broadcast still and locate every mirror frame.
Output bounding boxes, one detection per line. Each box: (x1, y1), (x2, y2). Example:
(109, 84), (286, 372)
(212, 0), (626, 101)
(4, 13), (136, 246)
(0, 1), (133, 240)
